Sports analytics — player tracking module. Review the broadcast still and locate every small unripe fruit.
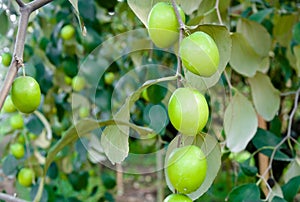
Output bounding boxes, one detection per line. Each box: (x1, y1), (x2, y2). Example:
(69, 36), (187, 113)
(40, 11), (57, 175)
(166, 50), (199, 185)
(164, 194), (192, 202)
(18, 168), (34, 187)
(1, 52), (12, 67)
(72, 76), (85, 92)
(3, 95), (16, 113)
(148, 2), (185, 48)
(10, 113), (24, 129)
(79, 107), (89, 118)
(167, 145), (207, 194)
(168, 88), (209, 136)
(104, 72), (115, 85)
(61, 25), (75, 40)
(180, 31), (219, 77)
(10, 143), (25, 159)
(11, 76), (41, 114)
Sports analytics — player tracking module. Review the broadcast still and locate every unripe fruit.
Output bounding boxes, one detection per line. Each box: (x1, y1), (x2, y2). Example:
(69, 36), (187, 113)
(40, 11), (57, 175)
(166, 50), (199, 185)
(61, 25), (75, 40)
(10, 143), (25, 159)
(168, 88), (209, 136)
(79, 107), (89, 118)
(104, 72), (115, 85)
(148, 2), (185, 48)
(17, 168), (34, 187)
(167, 145), (207, 194)
(1, 52), (12, 67)
(3, 95), (16, 113)
(10, 113), (24, 129)
(11, 76), (41, 113)
(180, 31), (219, 77)
(72, 76), (85, 92)
(164, 194), (192, 202)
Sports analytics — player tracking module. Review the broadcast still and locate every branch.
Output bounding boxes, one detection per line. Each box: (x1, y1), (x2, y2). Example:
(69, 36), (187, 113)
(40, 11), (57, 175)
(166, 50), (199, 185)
(215, 0), (223, 25)
(0, 0), (53, 111)
(0, 193), (28, 202)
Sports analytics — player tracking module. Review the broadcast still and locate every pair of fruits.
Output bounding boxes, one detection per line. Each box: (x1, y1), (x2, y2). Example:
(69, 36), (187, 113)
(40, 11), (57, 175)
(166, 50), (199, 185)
(165, 88), (209, 200)
(148, 2), (220, 77)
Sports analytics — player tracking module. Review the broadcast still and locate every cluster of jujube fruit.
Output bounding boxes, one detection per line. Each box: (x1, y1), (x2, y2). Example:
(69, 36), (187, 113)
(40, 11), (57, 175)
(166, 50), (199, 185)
(147, 2), (220, 201)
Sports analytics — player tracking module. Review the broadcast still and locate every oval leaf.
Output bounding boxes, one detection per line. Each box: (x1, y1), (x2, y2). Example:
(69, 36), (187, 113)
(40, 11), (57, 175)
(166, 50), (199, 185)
(224, 92), (258, 152)
(229, 33), (261, 77)
(165, 134), (221, 200)
(293, 45), (300, 77)
(228, 183), (261, 202)
(248, 73), (280, 121)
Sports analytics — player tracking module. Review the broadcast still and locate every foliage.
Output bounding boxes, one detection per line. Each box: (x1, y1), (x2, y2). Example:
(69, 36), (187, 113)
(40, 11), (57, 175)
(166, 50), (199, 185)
(0, 0), (300, 201)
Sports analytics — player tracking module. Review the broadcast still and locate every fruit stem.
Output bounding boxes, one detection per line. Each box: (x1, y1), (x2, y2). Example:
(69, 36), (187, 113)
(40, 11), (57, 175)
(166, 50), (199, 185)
(215, 0), (224, 25)
(170, 0), (184, 88)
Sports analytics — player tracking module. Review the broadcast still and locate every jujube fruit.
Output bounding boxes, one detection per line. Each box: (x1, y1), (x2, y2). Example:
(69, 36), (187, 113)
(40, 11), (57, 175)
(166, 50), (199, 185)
(180, 31), (219, 77)
(166, 145), (207, 194)
(148, 2), (185, 48)
(164, 194), (193, 202)
(17, 168), (34, 187)
(168, 88), (209, 136)
(11, 76), (41, 113)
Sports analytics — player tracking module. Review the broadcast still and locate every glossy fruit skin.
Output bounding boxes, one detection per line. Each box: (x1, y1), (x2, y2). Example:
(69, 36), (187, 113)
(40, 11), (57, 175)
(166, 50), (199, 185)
(11, 76), (41, 114)
(10, 113), (24, 129)
(2, 52), (12, 67)
(168, 88), (209, 136)
(3, 95), (16, 113)
(104, 72), (115, 85)
(10, 143), (25, 159)
(180, 31), (219, 77)
(18, 168), (34, 187)
(61, 25), (75, 40)
(164, 194), (193, 202)
(72, 76), (85, 92)
(167, 145), (207, 194)
(148, 2), (185, 48)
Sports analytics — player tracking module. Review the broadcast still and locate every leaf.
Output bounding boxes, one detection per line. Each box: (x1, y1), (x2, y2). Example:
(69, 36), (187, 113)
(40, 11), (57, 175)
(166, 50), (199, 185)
(248, 72), (280, 121)
(249, 8), (273, 23)
(165, 134), (221, 200)
(252, 128), (291, 161)
(293, 22), (300, 44)
(293, 45), (300, 77)
(3, 155), (18, 176)
(240, 158), (258, 176)
(224, 92), (258, 152)
(101, 75), (177, 164)
(283, 159), (300, 182)
(0, 11), (9, 36)
(229, 33), (262, 77)
(272, 196), (287, 202)
(179, 0), (203, 15)
(68, 0), (87, 36)
(227, 183), (261, 202)
(269, 183), (284, 202)
(237, 18), (271, 58)
(273, 14), (297, 47)
(282, 176), (300, 202)
(185, 25), (232, 91)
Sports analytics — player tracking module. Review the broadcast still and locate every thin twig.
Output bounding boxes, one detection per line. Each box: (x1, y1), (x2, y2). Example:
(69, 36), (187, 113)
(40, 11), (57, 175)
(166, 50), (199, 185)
(15, 0), (25, 7)
(215, 0), (223, 25)
(0, 193), (28, 202)
(170, 0), (185, 88)
(223, 70), (233, 100)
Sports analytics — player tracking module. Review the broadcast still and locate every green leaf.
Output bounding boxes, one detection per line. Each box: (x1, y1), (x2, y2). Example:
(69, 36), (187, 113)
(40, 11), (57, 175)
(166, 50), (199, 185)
(224, 92), (258, 152)
(293, 45), (300, 77)
(0, 12), (9, 36)
(249, 8), (273, 23)
(185, 25), (231, 91)
(68, 0), (86, 36)
(179, 0), (203, 15)
(229, 33), (261, 77)
(293, 22), (300, 44)
(252, 128), (291, 161)
(165, 134), (221, 200)
(248, 72), (280, 121)
(240, 158), (258, 176)
(237, 18), (271, 60)
(273, 14), (297, 47)
(282, 176), (300, 202)
(272, 196), (287, 202)
(283, 159), (300, 183)
(3, 155), (18, 176)
(227, 183), (261, 202)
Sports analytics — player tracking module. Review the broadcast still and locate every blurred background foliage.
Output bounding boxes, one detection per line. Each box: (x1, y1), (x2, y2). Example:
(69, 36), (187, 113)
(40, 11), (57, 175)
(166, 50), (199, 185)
(0, 0), (299, 201)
